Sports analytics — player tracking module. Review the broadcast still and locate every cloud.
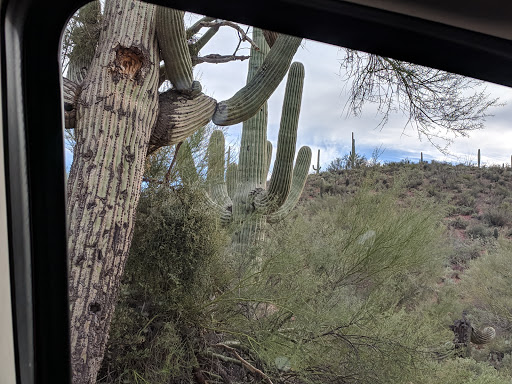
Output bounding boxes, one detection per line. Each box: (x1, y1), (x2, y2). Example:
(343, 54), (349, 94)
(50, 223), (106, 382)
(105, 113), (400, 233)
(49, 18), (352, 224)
(191, 15), (512, 170)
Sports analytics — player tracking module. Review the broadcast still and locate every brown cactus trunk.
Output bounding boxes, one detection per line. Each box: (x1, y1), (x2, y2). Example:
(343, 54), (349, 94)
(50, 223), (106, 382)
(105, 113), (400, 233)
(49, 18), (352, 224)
(66, 1), (159, 382)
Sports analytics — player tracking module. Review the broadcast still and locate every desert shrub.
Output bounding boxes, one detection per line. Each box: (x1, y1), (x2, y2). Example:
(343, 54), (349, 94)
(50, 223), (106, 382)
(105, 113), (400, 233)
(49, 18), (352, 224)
(448, 205), (476, 216)
(450, 217), (469, 230)
(455, 191), (476, 208)
(412, 358), (511, 384)
(467, 224), (493, 239)
(483, 207), (510, 227)
(461, 241), (512, 332)
(210, 185), (451, 384)
(99, 186), (230, 383)
(449, 239), (485, 266)
(483, 169), (500, 183)
(406, 172), (424, 188)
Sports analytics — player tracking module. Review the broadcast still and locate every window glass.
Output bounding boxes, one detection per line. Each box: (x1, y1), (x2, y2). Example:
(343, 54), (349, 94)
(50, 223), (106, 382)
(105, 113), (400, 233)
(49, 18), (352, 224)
(62, 3), (512, 383)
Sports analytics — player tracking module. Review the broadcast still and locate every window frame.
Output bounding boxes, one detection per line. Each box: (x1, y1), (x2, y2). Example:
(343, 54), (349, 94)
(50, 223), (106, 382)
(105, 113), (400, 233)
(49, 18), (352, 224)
(1, 0), (511, 382)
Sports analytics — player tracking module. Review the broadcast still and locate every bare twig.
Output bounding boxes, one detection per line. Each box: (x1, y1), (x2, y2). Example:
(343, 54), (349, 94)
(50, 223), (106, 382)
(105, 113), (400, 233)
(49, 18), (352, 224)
(214, 343), (274, 384)
(232, 26), (250, 56)
(186, 16), (216, 39)
(199, 21), (259, 51)
(164, 142), (183, 184)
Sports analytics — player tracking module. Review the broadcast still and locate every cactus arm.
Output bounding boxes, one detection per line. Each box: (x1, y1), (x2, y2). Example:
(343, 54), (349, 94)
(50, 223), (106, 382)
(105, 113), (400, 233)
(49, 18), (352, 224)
(155, 7), (194, 91)
(265, 140), (273, 179)
(189, 25), (220, 58)
(186, 16), (216, 39)
(148, 88), (217, 154)
(206, 130), (232, 207)
(237, 29), (269, 187)
(212, 33), (302, 126)
(267, 62), (305, 208)
(226, 163), (238, 200)
(470, 326), (496, 345)
(312, 149), (321, 173)
(268, 146), (311, 223)
(205, 196), (233, 225)
(263, 30), (279, 48)
(176, 141), (200, 185)
(177, 138), (232, 224)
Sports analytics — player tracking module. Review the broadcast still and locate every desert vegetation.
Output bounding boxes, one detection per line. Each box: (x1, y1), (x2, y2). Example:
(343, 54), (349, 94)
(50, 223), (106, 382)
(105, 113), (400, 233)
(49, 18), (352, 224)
(62, 2), (510, 383)
(94, 156), (512, 384)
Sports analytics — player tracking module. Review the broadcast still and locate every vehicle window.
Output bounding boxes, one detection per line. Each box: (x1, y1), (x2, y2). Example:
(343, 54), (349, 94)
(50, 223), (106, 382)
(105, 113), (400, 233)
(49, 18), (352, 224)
(62, 2), (512, 383)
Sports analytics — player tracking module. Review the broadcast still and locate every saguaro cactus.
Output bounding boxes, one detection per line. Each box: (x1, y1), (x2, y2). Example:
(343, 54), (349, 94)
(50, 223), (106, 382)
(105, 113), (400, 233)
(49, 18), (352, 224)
(313, 149), (321, 174)
(478, 148), (481, 168)
(178, 29), (311, 255)
(63, 5), (302, 382)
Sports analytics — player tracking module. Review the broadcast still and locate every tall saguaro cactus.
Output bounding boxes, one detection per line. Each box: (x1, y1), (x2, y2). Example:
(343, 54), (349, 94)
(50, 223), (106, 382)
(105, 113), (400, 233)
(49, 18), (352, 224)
(63, 4), (302, 382)
(178, 29), (311, 255)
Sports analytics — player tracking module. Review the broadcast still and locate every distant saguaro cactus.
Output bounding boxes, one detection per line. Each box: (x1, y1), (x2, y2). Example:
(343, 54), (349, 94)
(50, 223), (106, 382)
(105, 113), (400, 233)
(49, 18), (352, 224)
(313, 149), (321, 174)
(349, 132), (356, 169)
(478, 149), (481, 168)
(450, 316), (496, 357)
(178, 29), (311, 255)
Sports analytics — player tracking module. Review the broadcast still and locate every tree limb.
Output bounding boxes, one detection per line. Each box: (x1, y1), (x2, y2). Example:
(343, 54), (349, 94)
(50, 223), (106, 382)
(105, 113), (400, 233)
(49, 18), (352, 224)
(192, 54), (251, 65)
(214, 343), (274, 384)
(198, 21), (260, 51)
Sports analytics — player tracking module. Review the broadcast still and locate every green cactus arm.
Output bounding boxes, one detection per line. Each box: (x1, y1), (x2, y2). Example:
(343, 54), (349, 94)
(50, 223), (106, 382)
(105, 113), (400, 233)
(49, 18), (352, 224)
(148, 88), (217, 154)
(189, 25), (220, 58)
(267, 62), (305, 208)
(263, 30), (279, 48)
(265, 140), (273, 179)
(470, 326), (496, 345)
(226, 162), (238, 200)
(186, 16), (216, 39)
(177, 141), (232, 224)
(212, 33), (302, 126)
(155, 7), (194, 91)
(176, 141), (200, 185)
(204, 195), (233, 225)
(207, 130), (232, 207)
(312, 149), (321, 172)
(268, 146), (311, 223)
(237, 29), (269, 187)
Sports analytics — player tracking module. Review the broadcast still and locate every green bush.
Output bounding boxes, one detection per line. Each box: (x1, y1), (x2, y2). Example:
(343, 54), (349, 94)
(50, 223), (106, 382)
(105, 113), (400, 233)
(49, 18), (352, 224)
(211, 185), (451, 384)
(483, 207), (510, 227)
(99, 186), (230, 383)
(467, 224), (493, 239)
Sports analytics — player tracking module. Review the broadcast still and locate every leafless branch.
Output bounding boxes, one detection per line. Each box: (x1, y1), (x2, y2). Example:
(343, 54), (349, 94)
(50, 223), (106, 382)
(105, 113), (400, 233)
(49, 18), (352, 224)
(199, 21), (259, 51)
(164, 142), (183, 184)
(192, 54), (251, 65)
(339, 49), (503, 153)
(214, 343), (274, 384)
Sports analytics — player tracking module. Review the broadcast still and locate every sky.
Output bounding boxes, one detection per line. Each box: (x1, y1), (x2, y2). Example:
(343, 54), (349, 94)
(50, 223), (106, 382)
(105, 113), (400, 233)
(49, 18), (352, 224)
(187, 13), (512, 170)
(63, 12), (512, 172)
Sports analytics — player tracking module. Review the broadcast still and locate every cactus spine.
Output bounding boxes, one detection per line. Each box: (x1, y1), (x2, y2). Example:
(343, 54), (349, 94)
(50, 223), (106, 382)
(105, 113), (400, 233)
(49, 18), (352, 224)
(178, 29), (311, 255)
(478, 148), (481, 168)
(312, 149), (321, 174)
